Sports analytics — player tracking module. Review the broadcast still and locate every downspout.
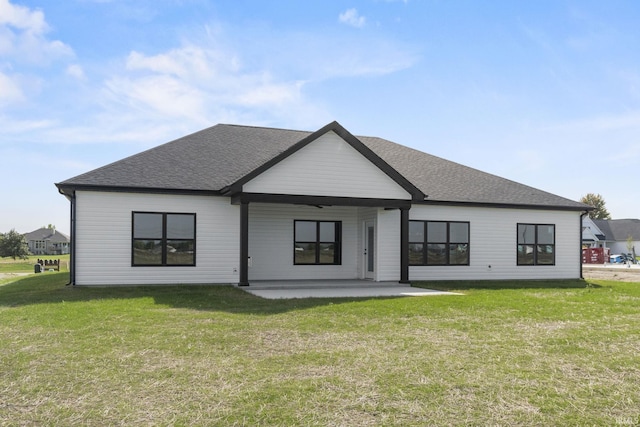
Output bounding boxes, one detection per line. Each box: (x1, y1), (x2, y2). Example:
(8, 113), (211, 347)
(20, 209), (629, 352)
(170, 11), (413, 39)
(580, 211), (588, 280)
(68, 191), (76, 286)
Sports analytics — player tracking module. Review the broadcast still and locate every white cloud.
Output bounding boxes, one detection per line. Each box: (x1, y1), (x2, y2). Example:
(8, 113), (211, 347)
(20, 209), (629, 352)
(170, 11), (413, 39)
(1, 14), (417, 147)
(0, 0), (48, 33)
(0, 0), (73, 64)
(125, 45), (241, 81)
(103, 44), (311, 127)
(104, 74), (207, 122)
(0, 71), (24, 106)
(235, 79), (304, 107)
(0, 1), (73, 112)
(66, 64), (86, 80)
(339, 8), (366, 28)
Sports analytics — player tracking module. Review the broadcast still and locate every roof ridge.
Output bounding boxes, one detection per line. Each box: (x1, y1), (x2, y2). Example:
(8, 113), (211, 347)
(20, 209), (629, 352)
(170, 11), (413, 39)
(220, 123), (313, 134)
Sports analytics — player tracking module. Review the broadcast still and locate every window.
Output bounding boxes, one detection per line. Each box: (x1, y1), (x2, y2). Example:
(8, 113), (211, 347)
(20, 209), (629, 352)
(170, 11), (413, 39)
(517, 224), (555, 266)
(132, 212), (196, 266)
(409, 221), (469, 266)
(294, 220), (341, 265)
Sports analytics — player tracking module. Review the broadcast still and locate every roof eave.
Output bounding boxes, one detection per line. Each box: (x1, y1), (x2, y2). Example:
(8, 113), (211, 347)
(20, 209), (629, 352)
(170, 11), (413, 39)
(416, 199), (593, 212)
(55, 183), (223, 197)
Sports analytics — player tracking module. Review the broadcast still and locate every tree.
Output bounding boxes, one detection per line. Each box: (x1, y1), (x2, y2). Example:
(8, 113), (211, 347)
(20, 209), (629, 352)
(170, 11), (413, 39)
(627, 235), (635, 257)
(580, 193), (611, 219)
(0, 229), (30, 260)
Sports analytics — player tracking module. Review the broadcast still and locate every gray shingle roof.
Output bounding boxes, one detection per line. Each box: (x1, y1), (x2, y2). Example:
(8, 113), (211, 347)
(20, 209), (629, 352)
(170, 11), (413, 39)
(58, 124), (309, 191)
(593, 219), (640, 241)
(57, 122), (589, 210)
(23, 228), (70, 243)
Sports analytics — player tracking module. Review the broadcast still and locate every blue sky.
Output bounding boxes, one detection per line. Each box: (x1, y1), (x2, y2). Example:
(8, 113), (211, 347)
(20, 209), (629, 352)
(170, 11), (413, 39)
(1, 0), (639, 235)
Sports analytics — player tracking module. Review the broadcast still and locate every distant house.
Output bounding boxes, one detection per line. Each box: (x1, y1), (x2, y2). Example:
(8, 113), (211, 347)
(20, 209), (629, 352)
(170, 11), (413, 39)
(24, 228), (70, 255)
(582, 217), (607, 248)
(588, 218), (640, 256)
(56, 121), (591, 287)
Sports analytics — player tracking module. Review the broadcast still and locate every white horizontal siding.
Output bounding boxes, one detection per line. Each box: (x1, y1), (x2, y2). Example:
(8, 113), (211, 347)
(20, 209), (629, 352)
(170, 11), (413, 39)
(608, 241), (639, 255)
(74, 191), (582, 285)
(248, 204), (359, 281)
(408, 205), (582, 281)
(75, 191), (239, 286)
(243, 131), (411, 200)
(376, 209), (402, 281)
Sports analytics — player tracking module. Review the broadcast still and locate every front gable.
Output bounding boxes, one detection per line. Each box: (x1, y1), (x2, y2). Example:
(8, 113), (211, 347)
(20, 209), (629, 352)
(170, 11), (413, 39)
(582, 217), (606, 242)
(234, 122), (425, 201)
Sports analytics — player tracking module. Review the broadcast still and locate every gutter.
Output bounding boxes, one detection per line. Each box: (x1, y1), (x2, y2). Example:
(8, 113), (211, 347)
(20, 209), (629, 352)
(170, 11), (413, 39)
(55, 183), (221, 197)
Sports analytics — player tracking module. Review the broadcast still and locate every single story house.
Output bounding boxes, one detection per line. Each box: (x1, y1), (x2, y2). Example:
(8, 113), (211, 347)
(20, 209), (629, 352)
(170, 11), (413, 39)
(56, 121), (591, 286)
(24, 227), (70, 255)
(590, 218), (640, 257)
(582, 216), (607, 248)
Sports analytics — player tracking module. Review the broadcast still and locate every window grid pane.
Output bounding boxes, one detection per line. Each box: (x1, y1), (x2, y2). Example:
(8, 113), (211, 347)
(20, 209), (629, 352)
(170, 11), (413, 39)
(450, 223), (469, 243)
(166, 214), (195, 239)
(319, 222), (335, 242)
(427, 222), (447, 243)
(537, 225), (554, 244)
(518, 224), (535, 244)
(409, 243), (424, 265)
(449, 243), (469, 265)
(318, 243), (336, 264)
(409, 221), (424, 242)
(133, 239), (163, 265)
(427, 243), (447, 265)
(518, 244), (535, 265)
(134, 213), (162, 238)
(294, 243), (316, 264)
(166, 240), (195, 265)
(536, 245), (555, 265)
(295, 221), (317, 242)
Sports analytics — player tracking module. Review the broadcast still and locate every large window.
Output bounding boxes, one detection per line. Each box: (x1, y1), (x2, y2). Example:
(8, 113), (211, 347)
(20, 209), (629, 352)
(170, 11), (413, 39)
(517, 224), (555, 266)
(294, 220), (341, 265)
(409, 221), (469, 266)
(132, 212), (196, 266)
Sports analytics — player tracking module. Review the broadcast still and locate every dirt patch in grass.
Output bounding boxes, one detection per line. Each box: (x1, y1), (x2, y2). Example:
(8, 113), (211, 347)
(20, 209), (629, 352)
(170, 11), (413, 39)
(583, 266), (640, 282)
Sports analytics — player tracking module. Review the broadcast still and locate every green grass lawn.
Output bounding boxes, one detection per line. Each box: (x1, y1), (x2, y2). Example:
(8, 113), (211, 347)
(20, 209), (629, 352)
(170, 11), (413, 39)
(0, 254), (69, 273)
(2, 275), (640, 426)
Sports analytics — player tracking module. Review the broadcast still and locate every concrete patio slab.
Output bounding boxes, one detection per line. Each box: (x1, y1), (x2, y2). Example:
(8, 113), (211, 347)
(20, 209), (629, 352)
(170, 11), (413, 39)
(238, 280), (461, 299)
